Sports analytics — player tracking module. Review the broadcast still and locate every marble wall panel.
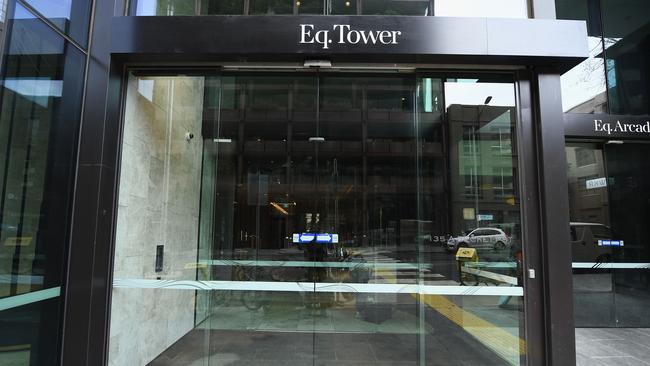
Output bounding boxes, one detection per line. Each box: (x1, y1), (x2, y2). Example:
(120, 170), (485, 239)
(109, 75), (205, 365)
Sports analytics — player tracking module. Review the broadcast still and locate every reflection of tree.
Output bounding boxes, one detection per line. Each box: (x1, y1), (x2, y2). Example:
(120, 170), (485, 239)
(576, 38), (605, 86)
(202, 0), (247, 14)
(151, 0), (249, 14)
(576, 37), (620, 86)
(563, 35), (623, 112)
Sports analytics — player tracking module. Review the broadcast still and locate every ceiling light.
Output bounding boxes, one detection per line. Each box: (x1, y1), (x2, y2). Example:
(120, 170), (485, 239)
(304, 60), (332, 68)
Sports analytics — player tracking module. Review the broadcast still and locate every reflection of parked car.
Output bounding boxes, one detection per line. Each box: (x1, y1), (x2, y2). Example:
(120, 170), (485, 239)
(570, 222), (618, 263)
(446, 228), (510, 252)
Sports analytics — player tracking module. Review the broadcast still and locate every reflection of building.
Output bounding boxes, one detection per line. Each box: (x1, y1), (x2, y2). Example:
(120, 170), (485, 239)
(565, 145), (609, 224)
(560, 0), (650, 336)
(566, 90), (607, 113)
(447, 104), (519, 238)
(199, 76), (448, 253)
(604, 22), (650, 115)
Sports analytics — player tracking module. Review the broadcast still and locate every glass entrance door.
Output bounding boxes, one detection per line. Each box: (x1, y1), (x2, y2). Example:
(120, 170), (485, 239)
(109, 71), (526, 366)
(566, 141), (650, 364)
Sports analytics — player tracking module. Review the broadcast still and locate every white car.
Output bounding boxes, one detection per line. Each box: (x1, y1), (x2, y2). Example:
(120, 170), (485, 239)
(446, 228), (510, 252)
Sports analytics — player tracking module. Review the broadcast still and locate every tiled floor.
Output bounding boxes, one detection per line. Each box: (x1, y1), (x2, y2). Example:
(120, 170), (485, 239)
(576, 328), (650, 366)
(148, 329), (510, 366)
(149, 327), (650, 366)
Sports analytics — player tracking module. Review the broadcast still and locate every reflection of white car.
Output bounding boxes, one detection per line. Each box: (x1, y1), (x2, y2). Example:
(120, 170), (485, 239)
(570, 222), (618, 262)
(446, 228), (510, 252)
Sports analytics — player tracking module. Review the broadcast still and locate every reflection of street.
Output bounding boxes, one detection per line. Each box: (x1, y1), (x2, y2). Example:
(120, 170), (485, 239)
(150, 287), (522, 366)
(185, 247), (523, 365)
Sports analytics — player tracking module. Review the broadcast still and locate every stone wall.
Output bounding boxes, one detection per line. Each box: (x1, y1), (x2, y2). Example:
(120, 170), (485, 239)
(108, 75), (204, 366)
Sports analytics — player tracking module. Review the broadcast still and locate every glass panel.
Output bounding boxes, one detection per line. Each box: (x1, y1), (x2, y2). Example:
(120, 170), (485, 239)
(438, 77), (524, 366)
(110, 72), (525, 365)
(361, 0), (430, 15)
(200, 0), (246, 14)
(604, 143), (650, 327)
(131, 0), (532, 15)
(0, 2), (85, 364)
(601, 0), (650, 115)
(208, 74), (318, 360)
(249, 0), (294, 14)
(566, 142), (650, 364)
(328, 0), (357, 15)
(566, 144), (615, 327)
(297, 0), (323, 13)
(434, 0), (528, 18)
(134, 0), (198, 15)
(21, 0), (92, 46)
(557, 0), (608, 113)
(109, 74), (213, 365)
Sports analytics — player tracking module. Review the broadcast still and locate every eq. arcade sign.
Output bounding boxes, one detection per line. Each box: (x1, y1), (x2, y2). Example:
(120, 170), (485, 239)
(594, 119), (650, 136)
(299, 24), (402, 50)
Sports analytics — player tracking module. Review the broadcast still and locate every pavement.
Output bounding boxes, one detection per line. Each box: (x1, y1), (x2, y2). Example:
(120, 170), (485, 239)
(576, 328), (650, 366)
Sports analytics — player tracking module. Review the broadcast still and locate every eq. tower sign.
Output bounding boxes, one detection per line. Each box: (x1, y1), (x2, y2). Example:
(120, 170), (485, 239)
(299, 24), (402, 49)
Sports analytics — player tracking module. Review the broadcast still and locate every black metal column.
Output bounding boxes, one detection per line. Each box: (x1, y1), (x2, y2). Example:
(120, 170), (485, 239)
(515, 69), (546, 366)
(533, 71), (576, 366)
(60, 0), (126, 364)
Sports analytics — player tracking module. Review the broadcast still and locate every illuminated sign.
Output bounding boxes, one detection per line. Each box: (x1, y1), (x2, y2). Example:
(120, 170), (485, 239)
(586, 177), (607, 190)
(292, 233), (339, 244)
(598, 240), (624, 247)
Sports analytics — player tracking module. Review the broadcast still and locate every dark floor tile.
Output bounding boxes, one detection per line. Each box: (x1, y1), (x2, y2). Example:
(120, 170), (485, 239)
(334, 342), (377, 361)
(371, 343), (418, 362)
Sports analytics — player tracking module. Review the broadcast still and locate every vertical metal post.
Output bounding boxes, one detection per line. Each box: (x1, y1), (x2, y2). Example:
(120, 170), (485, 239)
(534, 71), (576, 366)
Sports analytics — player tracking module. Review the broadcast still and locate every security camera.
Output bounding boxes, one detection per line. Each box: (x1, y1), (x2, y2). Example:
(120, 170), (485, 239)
(185, 132), (194, 141)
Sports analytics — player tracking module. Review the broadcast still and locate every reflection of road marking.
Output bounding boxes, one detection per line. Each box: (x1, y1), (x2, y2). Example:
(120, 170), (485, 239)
(376, 269), (525, 366)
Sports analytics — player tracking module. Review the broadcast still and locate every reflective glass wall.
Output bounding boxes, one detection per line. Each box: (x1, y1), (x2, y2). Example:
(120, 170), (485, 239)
(566, 142), (650, 364)
(109, 71), (526, 366)
(558, 0), (650, 114)
(131, 0), (529, 17)
(0, 0), (90, 364)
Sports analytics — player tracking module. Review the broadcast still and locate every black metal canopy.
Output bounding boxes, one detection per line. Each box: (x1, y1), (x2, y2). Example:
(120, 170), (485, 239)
(111, 15), (589, 72)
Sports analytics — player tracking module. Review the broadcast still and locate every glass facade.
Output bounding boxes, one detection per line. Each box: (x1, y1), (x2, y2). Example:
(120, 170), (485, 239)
(0, 0), (89, 365)
(558, 0), (650, 361)
(20, 0), (92, 46)
(108, 71), (525, 366)
(566, 142), (650, 363)
(131, 0), (529, 17)
(558, 0), (650, 114)
(0, 0), (635, 364)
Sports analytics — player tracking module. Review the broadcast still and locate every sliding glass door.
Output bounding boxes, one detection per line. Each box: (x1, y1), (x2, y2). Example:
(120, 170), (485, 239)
(109, 71), (526, 366)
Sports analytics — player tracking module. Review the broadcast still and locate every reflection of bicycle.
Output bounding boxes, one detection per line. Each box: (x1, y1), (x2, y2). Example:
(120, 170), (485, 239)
(329, 253), (361, 306)
(212, 264), (267, 310)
